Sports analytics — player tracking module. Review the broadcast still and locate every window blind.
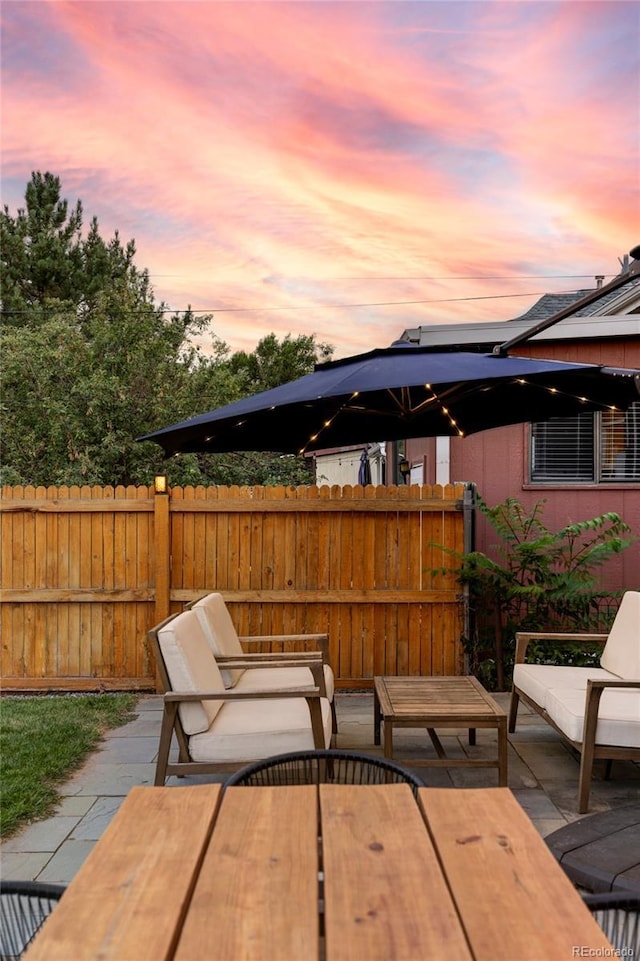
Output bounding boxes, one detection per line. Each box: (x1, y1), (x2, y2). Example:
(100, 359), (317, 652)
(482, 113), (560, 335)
(530, 402), (640, 483)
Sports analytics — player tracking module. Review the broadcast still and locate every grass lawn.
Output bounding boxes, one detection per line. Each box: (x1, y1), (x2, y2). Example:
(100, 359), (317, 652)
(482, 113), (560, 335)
(0, 693), (137, 838)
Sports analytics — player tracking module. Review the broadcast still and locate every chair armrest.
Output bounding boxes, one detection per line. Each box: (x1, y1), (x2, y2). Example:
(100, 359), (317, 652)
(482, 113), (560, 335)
(238, 633), (330, 661)
(514, 631), (608, 664)
(210, 653), (327, 695)
(215, 652), (322, 664)
(587, 679), (640, 691)
(164, 686), (321, 703)
(582, 678), (640, 751)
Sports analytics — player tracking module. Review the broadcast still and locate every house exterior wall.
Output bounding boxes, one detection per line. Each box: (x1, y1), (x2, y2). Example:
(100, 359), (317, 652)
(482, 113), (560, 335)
(313, 446), (385, 487)
(406, 335), (640, 592)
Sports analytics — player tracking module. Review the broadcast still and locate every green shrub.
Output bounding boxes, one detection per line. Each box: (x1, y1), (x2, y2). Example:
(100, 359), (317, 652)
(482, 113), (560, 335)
(436, 496), (634, 690)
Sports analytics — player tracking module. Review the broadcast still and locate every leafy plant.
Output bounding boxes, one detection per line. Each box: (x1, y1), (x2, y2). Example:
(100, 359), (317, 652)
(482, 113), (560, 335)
(436, 496), (634, 690)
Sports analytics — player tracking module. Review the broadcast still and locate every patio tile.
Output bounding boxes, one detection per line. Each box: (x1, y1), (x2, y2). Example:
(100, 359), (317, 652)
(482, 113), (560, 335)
(37, 840), (96, 885)
(536, 775), (640, 820)
(165, 772), (229, 787)
(134, 696), (164, 712)
(59, 762), (156, 797)
(514, 752), (580, 780)
(540, 782), (610, 819)
(405, 737), (468, 761)
(1, 852), (54, 880)
(515, 738), (574, 755)
(414, 769), (454, 788)
(511, 726), (574, 744)
(534, 819), (572, 839)
(106, 716), (164, 738)
(507, 767), (539, 790)
(2, 817), (79, 853)
(54, 796), (97, 817)
(510, 788), (564, 820)
(70, 797), (126, 840)
(95, 735), (158, 763)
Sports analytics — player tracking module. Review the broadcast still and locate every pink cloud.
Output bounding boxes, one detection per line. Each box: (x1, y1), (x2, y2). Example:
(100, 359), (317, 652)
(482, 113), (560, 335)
(2, 1), (637, 358)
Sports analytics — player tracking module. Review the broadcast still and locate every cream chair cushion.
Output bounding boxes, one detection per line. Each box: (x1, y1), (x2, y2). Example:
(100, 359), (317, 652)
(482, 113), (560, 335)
(234, 665), (335, 701)
(545, 687), (640, 749)
(513, 664), (612, 712)
(188, 697), (333, 762)
(191, 593), (244, 687)
(599, 591), (640, 679)
(192, 593), (335, 699)
(158, 610), (225, 735)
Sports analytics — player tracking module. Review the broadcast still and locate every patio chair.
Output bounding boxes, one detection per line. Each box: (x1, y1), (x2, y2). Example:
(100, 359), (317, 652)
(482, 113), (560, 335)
(583, 892), (640, 957)
(148, 610), (333, 785)
(186, 593), (338, 733)
(508, 589), (640, 812)
(0, 880), (65, 960)
(225, 749), (424, 797)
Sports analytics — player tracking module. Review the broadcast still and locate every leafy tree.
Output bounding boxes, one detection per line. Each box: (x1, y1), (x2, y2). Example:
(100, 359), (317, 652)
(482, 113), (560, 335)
(0, 301), (239, 486)
(228, 332), (332, 392)
(1, 172), (333, 488)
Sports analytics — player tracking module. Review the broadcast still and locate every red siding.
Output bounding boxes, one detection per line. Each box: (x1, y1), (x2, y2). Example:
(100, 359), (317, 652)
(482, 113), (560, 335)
(407, 336), (640, 591)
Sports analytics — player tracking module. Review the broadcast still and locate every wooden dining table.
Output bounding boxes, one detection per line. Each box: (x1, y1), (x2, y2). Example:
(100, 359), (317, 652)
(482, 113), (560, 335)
(24, 782), (613, 961)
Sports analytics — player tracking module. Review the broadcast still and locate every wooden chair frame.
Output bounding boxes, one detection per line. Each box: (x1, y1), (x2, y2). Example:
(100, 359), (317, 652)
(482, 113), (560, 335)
(148, 622), (328, 785)
(509, 631), (640, 813)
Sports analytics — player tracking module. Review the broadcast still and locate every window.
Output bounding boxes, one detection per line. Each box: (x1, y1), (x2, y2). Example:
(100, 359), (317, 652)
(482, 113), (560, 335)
(530, 402), (640, 483)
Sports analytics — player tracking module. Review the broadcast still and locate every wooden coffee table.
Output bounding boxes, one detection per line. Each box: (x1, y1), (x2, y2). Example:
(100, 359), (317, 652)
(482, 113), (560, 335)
(373, 675), (508, 785)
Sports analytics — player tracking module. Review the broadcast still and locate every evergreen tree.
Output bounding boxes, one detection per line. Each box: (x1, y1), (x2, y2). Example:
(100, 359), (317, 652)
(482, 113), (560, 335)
(1, 172), (333, 487)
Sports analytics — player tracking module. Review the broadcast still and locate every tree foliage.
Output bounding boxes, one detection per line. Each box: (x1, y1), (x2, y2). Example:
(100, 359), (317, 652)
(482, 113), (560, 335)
(1, 172), (333, 487)
(434, 496), (634, 690)
(228, 332), (333, 392)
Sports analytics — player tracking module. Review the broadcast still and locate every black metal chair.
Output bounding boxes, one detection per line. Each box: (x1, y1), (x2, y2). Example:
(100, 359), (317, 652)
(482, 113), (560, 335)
(225, 749), (424, 797)
(0, 880), (65, 960)
(583, 892), (640, 956)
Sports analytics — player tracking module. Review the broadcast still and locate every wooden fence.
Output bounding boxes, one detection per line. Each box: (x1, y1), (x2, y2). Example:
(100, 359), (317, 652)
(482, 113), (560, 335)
(0, 483), (469, 691)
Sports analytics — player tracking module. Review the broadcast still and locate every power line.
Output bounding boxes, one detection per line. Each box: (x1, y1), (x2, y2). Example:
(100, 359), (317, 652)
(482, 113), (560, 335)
(256, 274), (618, 282)
(0, 287), (599, 317)
(184, 291), (562, 312)
(0, 290), (550, 316)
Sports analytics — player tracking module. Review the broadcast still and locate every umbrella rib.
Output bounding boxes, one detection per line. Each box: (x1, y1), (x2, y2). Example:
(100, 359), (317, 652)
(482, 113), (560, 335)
(384, 387), (411, 415)
(413, 383), (465, 436)
(298, 391), (364, 453)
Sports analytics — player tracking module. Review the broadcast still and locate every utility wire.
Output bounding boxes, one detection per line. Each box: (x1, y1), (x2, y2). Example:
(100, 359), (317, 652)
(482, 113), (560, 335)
(0, 287), (606, 317)
(238, 274), (618, 282)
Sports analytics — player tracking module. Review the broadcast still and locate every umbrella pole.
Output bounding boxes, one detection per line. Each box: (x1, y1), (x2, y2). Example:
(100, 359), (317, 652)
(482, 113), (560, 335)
(494, 606), (505, 691)
(386, 441), (398, 485)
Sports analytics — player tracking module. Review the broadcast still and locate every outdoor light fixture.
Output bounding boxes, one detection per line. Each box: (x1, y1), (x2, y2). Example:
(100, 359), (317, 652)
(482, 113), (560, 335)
(399, 458), (411, 482)
(154, 474), (168, 495)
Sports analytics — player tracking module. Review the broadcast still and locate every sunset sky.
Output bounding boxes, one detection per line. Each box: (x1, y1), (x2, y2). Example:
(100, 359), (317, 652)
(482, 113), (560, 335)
(2, 1), (638, 359)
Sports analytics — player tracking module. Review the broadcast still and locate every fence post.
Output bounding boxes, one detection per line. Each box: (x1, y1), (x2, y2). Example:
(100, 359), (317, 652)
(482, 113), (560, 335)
(153, 475), (171, 626)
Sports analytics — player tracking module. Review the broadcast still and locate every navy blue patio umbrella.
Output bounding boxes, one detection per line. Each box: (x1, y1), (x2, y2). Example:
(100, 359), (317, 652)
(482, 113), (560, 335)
(138, 343), (640, 456)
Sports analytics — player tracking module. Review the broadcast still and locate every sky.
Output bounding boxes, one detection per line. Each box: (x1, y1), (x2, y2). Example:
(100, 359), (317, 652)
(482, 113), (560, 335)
(2, 0), (639, 359)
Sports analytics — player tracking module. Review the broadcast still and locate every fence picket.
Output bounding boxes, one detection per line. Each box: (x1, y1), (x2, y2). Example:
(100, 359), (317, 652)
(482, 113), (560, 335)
(0, 483), (466, 689)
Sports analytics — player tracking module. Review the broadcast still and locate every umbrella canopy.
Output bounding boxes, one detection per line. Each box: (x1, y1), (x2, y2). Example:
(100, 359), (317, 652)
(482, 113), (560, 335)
(138, 344), (640, 456)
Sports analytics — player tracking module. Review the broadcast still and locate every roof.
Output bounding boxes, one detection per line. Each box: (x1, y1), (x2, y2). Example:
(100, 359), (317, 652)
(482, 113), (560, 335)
(401, 260), (640, 352)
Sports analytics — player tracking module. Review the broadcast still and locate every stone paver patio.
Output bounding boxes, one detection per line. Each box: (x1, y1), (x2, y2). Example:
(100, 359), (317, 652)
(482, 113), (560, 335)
(2, 691), (639, 885)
